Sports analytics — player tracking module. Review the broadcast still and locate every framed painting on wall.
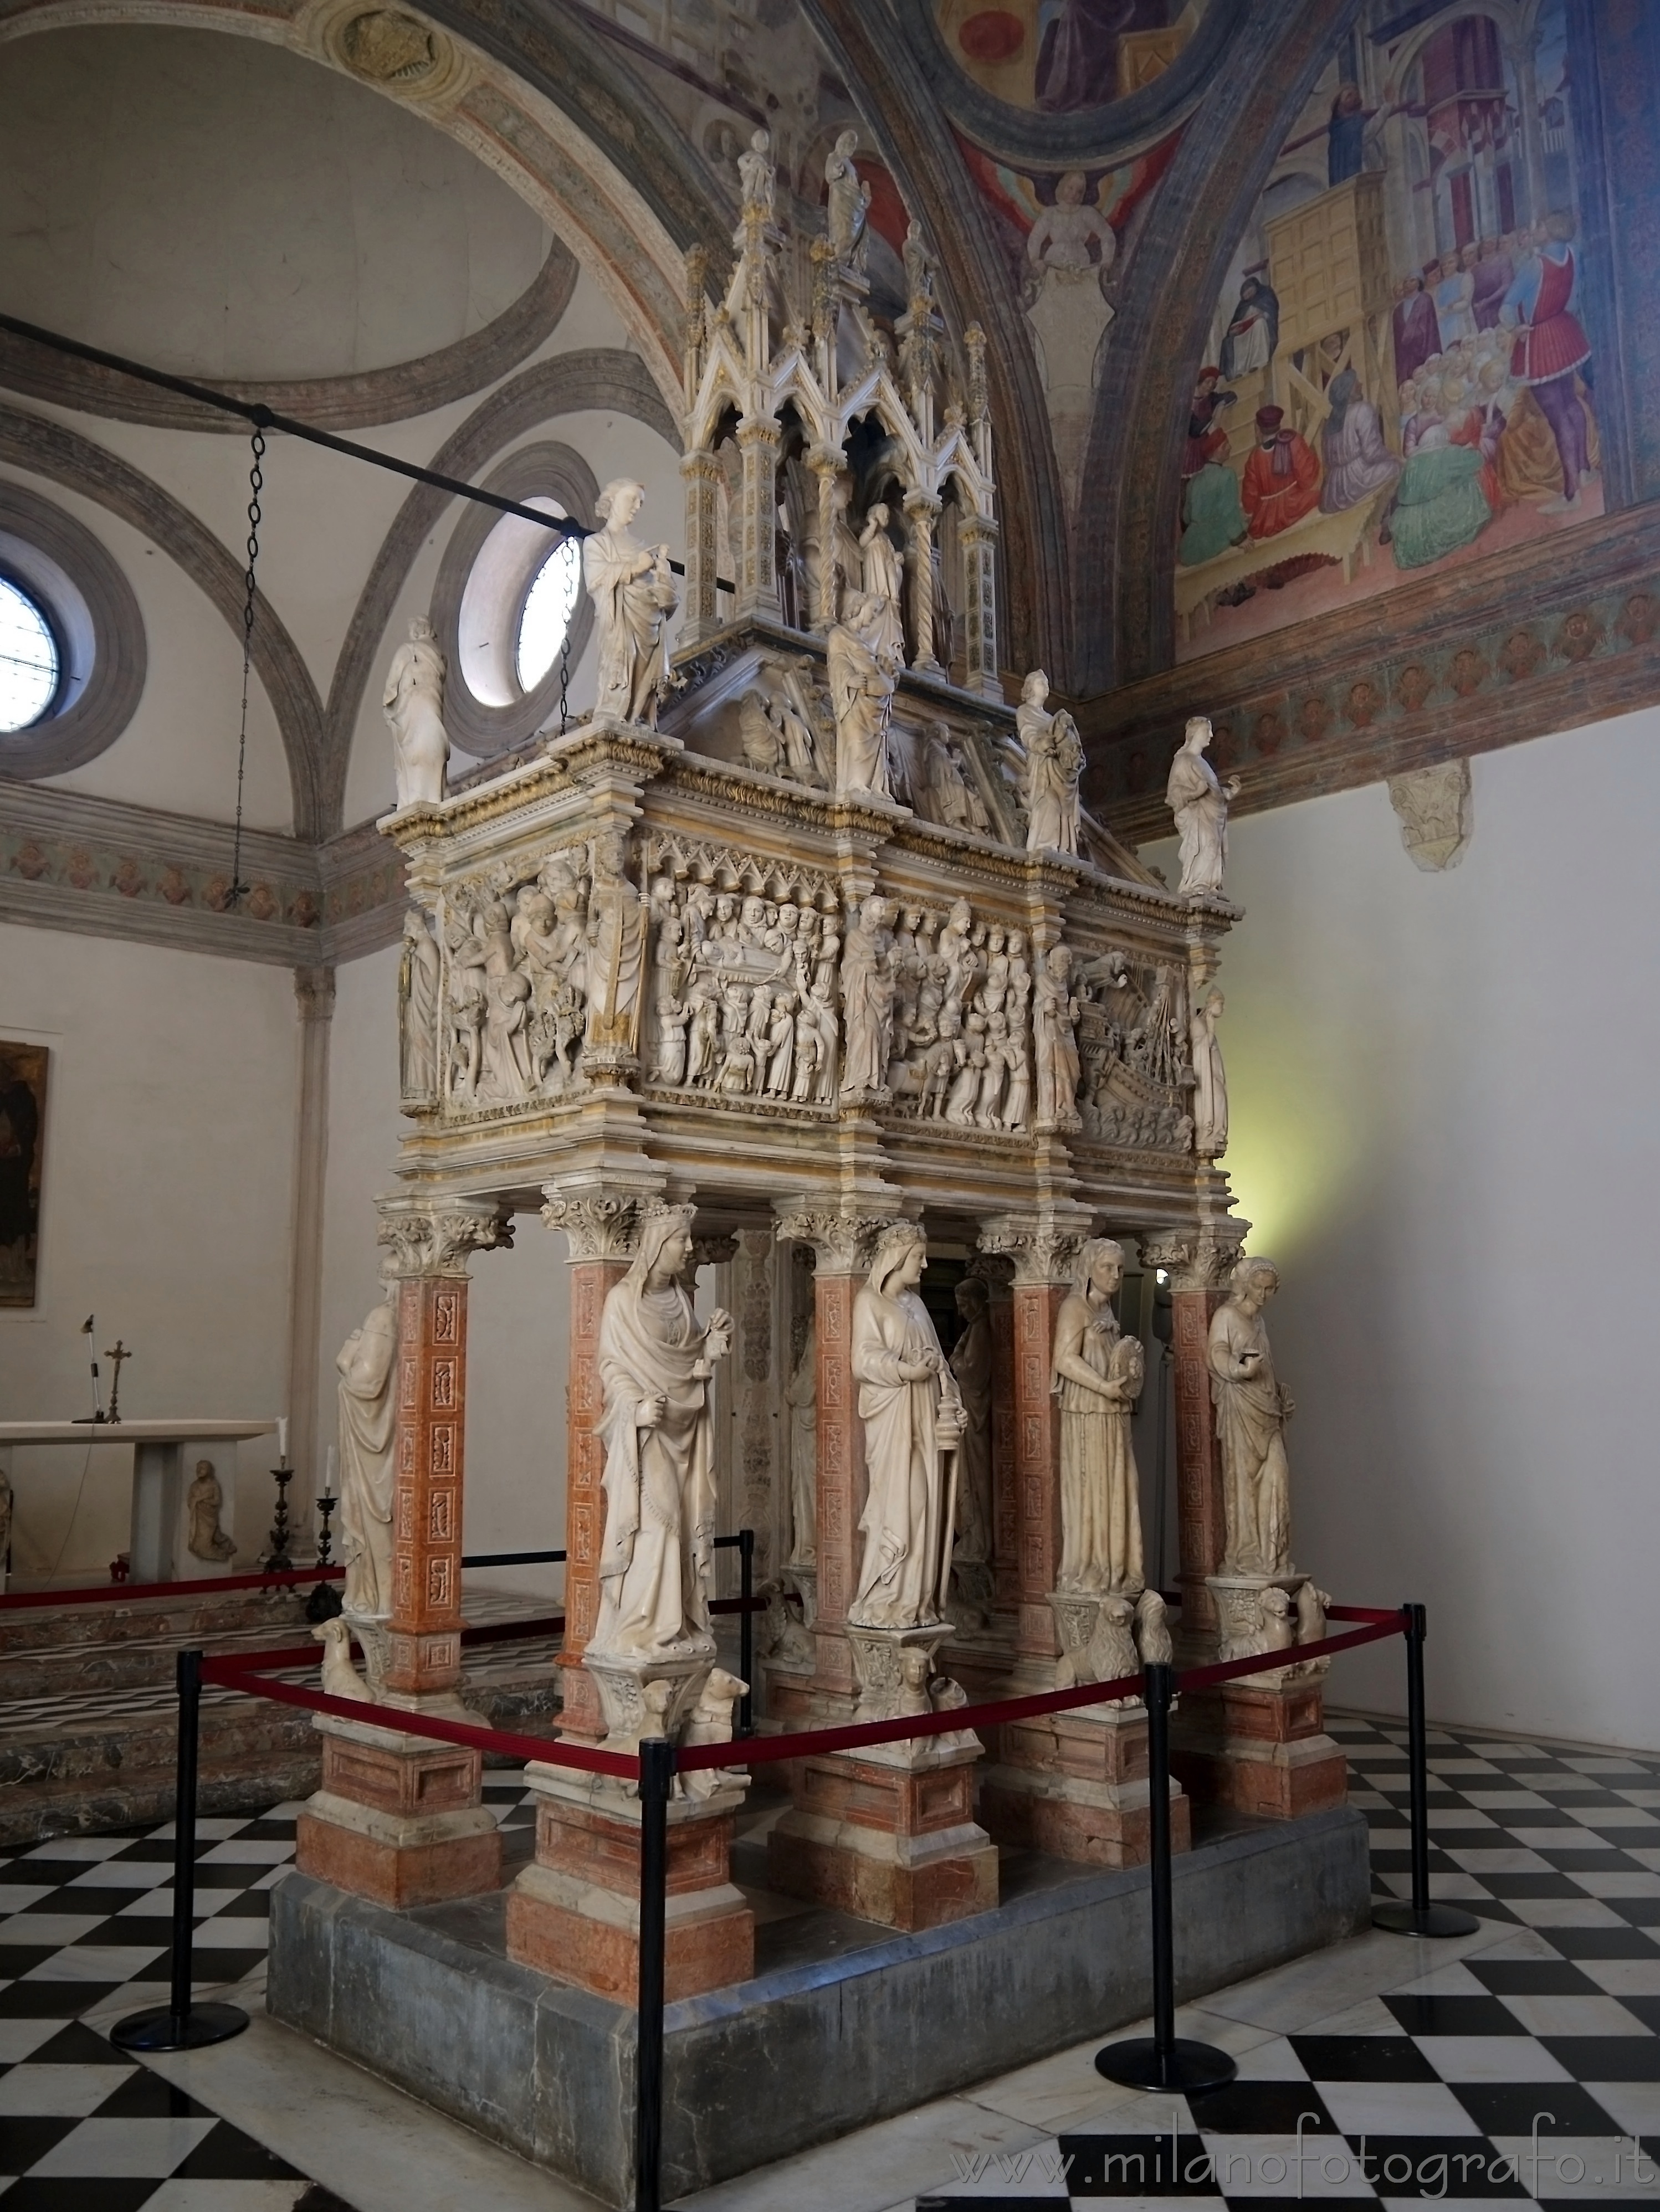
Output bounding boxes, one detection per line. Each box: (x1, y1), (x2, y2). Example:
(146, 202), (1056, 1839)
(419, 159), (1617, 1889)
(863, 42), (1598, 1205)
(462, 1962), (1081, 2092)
(0, 1041), (47, 1308)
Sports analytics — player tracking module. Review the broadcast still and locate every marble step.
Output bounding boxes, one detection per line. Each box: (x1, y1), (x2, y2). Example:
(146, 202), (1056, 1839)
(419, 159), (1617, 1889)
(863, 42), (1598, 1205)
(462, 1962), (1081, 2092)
(0, 1583), (319, 1662)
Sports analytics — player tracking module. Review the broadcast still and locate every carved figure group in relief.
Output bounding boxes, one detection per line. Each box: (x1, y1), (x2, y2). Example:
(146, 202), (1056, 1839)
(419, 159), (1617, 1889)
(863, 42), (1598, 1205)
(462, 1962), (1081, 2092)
(584, 479), (679, 727)
(847, 1224), (965, 1631)
(383, 615), (449, 809)
(1166, 715), (1239, 897)
(1051, 1240), (1144, 1597)
(336, 1293), (398, 1618)
(591, 1206), (732, 1662)
(185, 1459), (236, 1563)
(1208, 1256), (1294, 1577)
(1072, 948), (1197, 1151)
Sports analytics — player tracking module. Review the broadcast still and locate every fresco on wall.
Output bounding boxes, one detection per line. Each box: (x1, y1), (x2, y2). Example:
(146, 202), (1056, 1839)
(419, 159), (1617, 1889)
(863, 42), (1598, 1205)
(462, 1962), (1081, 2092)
(935, 0), (1212, 112)
(1173, 0), (1598, 661)
(0, 1042), (47, 1308)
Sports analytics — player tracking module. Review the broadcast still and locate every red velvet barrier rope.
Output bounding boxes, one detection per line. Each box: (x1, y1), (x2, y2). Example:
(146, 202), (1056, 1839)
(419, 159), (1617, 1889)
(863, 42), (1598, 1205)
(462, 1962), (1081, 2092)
(0, 1564), (346, 1611)
(201, 1606), (1409, 1779)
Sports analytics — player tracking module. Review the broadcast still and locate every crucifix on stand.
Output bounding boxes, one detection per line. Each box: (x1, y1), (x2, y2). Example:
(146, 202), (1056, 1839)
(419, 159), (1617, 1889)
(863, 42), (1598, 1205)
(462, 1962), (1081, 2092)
(104, 1341), (131, 1425)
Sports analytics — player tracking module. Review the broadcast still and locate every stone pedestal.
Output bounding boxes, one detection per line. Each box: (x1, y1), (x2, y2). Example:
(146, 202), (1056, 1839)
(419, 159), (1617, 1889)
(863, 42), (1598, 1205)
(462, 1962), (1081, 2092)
(506, 1763), (754, 2004)
(980, 1589), (1187, 1867)
(767, 1620), (998, 1931)
(295, 1712), (501, 1908)
(981, 1702), (1190, 1867)
(1174, 1575), (1346, 1819)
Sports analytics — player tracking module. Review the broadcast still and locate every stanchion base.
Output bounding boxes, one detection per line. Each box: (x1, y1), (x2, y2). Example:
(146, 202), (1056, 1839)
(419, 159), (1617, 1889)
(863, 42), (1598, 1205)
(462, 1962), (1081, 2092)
(1094, 2035), (1238, 2091)
(109, 2002), (250, 2053)
(1372, 1900), (1482, 1939)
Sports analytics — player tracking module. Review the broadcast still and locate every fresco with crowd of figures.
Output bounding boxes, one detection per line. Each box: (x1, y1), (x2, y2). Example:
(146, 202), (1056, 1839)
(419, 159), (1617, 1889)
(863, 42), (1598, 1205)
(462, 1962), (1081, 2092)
(1174, 0), (1596, 660)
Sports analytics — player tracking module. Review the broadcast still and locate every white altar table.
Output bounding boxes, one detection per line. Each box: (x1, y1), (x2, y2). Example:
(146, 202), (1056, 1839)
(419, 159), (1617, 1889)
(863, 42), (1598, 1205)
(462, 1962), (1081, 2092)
(0, 1420), (277, 1588)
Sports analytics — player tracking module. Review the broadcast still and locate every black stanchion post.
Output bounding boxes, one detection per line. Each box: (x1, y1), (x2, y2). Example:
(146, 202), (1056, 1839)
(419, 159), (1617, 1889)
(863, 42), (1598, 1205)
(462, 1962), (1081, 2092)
(737, 1527), (755, 1737)
(1373, 1603), (1479, 1938)
(634, 1735), (674, 2212)
(111, 1650), (249, 2051)
(1095, 1661), (1237, 2092)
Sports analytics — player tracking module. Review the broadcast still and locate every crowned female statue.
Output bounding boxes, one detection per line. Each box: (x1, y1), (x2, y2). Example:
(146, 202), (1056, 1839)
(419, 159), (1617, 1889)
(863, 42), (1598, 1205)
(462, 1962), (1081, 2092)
(847, 1224), (964, 1630)
(583, 479), (680, 727)
(591, 1207), (733, 1661)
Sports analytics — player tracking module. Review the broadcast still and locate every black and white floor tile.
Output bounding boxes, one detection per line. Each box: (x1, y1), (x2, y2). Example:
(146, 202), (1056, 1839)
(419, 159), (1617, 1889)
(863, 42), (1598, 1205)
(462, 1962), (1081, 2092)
(2, 1721), (1657, 2208)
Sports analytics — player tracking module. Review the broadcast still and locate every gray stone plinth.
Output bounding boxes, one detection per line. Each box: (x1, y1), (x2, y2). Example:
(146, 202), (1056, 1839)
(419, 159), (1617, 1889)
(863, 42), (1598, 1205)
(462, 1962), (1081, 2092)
(269, 1805), (1370, 2204)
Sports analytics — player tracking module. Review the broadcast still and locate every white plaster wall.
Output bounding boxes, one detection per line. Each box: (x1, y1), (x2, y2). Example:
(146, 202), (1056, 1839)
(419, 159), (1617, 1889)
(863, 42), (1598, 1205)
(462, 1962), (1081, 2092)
(1152, 706), (1660, 1753)
(317, 946), (569, 1603)
(0, 924), (296, 1577)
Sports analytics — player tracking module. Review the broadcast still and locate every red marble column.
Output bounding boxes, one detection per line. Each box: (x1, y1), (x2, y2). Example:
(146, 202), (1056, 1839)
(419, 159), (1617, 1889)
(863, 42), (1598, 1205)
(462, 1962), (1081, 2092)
(296, 1203), (506, 1908)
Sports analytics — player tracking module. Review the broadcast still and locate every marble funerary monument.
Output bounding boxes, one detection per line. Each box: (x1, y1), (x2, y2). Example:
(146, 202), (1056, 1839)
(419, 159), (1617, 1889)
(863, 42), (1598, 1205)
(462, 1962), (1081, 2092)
(273, 131), (1360, 2198)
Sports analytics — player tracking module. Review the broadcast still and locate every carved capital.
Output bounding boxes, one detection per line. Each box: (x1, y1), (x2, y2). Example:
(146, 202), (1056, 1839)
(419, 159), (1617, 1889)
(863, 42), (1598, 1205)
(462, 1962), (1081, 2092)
(775, 1207), (893, 1277)
(376, 1199), (510, 1280)
(1140, 1223), (1248, 1295)
(964, 1250), (1016, 1293)
(541, 1190), (644, 1262)
(977, 1214), (1088, 1287)
(691, 1232), (740, 1270)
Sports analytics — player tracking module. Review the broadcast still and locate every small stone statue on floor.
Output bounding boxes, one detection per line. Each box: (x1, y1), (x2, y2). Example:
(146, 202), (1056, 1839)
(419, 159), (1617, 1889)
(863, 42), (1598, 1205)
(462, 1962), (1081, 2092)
(186, 1457), (237, 1563)
(383, 615), (450, 809)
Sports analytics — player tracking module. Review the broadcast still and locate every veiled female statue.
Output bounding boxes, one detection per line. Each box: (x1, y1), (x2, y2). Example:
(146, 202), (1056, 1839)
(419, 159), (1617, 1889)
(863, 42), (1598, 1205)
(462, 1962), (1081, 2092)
(948, 1275), (993, 1568)
(383, 615), (449, 808)
(1208, 1256), (1294, 1575)
(847, 1224), (964, 1630)
(584, 479), (679, 727)
(1165, 715), (1241, 897)
(1051, 1240), (1145, 1595)
(1015, 669), (1084, 855)
(398, 910), (440, 1100)
(336, 1294), (398, 1617)
(591, 1208), (732, 1661)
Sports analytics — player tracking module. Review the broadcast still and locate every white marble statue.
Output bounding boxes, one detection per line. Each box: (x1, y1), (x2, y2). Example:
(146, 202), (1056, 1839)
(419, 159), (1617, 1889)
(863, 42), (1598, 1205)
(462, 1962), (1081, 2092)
(824, 129), (870, 261)
(785, 1313), (818, 1568)
(1191, 986), (1228, 1157)
(1208, 1257), (1294, 1577)
(736, 127), (774, 223)
(903, 219), (934, 315)
(314, 1616), (370, 1702)
(859, 505), (906, 668)
(839, 894), (897, 1096)
(828, 595), (898, 799)
(847, 1224), (965, 1630)
(1051, 1240), (1145, 1596)
(336, 1294), (398, 1618)
(583, 828), (645, 1058)
(1166, 716), (1240, 897)
(1015, 670), (1084, 855)
(584, 479), (679, 727)
(185, 1457), (236, 1563)
(383, 615), (449, 809)
(948, 1275), (993, 1569)
(591, 1207), (732, 1661)
(398, 909), (441, 1101)
(1032, 943), (1082, 1130)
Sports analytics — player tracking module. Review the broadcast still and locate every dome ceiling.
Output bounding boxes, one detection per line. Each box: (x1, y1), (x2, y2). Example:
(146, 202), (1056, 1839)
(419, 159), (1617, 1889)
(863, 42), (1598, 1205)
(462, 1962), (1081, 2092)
(0, 24), (553, 383)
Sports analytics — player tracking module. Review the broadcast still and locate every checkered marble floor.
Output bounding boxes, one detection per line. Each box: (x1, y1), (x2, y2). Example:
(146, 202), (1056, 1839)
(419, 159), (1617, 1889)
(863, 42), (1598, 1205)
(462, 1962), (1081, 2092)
(2, 1721), (1658, 2208)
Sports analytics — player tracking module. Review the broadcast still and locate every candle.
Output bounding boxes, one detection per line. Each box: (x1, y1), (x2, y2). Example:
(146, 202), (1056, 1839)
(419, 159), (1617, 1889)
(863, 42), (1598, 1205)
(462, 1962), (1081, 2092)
(277, 1416), (289, 1466)
(324, 1444), (337, 1501)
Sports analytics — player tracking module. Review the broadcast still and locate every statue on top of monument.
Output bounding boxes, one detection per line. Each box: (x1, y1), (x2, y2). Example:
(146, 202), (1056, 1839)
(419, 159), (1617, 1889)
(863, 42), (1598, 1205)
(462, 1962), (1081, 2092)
(825, 129), (870, 262)
(1015, 669), (1085, 855)
(383, 615), (449, 809)
(1166, 715), (1240, 897)
(583, 479), (679, 728)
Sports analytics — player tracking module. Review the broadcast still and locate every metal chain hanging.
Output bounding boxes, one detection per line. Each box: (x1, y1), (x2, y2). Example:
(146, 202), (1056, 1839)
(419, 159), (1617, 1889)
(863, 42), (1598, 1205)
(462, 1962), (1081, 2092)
(559, 621), (571, 738)
(227, 414), (269, 909)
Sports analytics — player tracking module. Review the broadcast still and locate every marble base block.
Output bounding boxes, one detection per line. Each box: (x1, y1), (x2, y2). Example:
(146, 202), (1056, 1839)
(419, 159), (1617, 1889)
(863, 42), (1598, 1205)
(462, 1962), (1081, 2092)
(505, 1762), (754, 2003)
(1174, 1673), (1348, 1820)
(980, 1702), (1191, 1868)
(295, 1713), (501, 1908)
(768, 1617), (997, 1929)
